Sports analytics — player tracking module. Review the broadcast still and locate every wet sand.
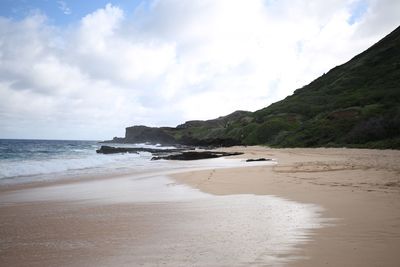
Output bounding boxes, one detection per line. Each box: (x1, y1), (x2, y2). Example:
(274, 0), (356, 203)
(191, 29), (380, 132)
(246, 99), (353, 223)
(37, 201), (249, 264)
(0, 195), (324, 266)
(174, 147), (400, 266)
(1, 147), (400, 266)
(0, 158), (322, 267)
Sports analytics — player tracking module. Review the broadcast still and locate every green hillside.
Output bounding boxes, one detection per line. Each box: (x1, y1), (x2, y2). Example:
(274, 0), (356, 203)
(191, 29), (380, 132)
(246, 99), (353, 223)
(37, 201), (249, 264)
(121, 26), (400, 149)
(238, 25), (400, 148)
(188, 25), (400, 149)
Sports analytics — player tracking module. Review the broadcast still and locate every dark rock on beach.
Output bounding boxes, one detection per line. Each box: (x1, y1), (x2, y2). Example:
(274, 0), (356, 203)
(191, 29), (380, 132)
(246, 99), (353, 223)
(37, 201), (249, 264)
(246, 158), (272, 162)
(151, 151), (243, 161)
(96, 146), (137, 154)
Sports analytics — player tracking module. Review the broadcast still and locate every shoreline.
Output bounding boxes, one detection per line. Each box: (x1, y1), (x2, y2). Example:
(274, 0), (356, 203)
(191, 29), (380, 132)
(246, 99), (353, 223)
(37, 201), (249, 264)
(0, 146), (399, 266)
(0, 155), (321, 266)
(173, 146), (400, 266)
(0, 156), (270, 193)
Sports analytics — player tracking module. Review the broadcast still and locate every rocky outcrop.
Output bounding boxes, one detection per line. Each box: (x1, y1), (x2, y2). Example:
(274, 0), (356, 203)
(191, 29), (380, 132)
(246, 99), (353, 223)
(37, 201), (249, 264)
(176, 110), (252, 129)
(96, 146), (243, 161)
(96, 146), (138, 154)
(101, 137), (126, 143)
(124, 126), (176, 145)
(96, 145), (189, 154)
(151, 151), (243, 161)
(246, 158), (272, 162)
(101, 110), (251, 147)
(179, 136), (242, 147)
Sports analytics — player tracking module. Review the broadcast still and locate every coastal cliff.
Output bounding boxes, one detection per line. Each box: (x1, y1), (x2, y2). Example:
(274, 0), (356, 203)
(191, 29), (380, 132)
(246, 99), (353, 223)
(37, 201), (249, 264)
(111, 111), (251, 147)
(124, 126), (176, 145)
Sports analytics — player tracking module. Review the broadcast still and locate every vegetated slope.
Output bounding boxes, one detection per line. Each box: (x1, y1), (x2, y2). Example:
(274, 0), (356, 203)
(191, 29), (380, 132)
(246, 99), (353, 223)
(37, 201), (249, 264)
(120, 110), (253, 146)
(218, 25), (400, 148)
(119, 26), (400, 149)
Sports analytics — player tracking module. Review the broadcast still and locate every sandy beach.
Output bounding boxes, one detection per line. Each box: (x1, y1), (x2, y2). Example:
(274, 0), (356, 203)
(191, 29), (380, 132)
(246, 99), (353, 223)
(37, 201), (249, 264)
(1, 147), (400, 266)
(174, 147), (400, 266)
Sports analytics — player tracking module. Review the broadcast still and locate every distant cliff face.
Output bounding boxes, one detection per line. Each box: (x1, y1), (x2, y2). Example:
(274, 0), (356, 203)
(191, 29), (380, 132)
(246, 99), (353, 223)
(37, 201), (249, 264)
(125, 126), (176, 145)
(117, 112), (251, 147)
(108, 26), (400, 149)
(176, 110), (252, 129)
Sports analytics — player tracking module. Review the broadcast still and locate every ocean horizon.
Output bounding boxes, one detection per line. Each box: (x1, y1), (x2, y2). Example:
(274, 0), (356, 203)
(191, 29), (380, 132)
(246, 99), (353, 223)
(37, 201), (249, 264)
(0, 139), (172, 184)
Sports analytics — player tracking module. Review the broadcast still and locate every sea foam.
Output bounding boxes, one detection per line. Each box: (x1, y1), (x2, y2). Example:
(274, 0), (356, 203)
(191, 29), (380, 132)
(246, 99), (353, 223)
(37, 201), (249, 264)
(0, 140), (165, 182)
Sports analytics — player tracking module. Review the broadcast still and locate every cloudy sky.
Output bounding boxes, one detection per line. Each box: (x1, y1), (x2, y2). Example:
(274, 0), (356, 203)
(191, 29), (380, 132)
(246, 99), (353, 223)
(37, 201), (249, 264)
(0, 0), (399, 140)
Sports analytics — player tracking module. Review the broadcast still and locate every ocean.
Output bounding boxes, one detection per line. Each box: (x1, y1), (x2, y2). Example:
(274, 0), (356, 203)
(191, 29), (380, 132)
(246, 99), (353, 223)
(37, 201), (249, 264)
(0, 139), (174, 184)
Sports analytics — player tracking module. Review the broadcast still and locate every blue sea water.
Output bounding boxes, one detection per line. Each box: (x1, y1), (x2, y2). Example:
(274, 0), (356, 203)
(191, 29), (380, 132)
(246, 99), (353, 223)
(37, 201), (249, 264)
(0, 139), (171, 184)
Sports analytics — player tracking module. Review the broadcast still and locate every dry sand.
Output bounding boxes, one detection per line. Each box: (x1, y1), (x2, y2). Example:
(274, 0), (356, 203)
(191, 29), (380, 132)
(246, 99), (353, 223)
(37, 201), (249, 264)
(1, 146), (399, 266)
(174, 147), (400, 266)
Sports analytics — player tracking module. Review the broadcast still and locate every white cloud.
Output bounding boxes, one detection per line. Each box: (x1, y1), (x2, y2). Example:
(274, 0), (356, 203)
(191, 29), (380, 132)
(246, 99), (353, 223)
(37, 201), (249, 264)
(57, 1), (71, 15)
(0, 1), (399, 139)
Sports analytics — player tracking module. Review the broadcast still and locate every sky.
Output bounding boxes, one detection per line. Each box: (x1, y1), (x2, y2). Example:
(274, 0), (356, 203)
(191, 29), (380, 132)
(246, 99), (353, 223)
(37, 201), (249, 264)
(0, 0), (399, 140)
